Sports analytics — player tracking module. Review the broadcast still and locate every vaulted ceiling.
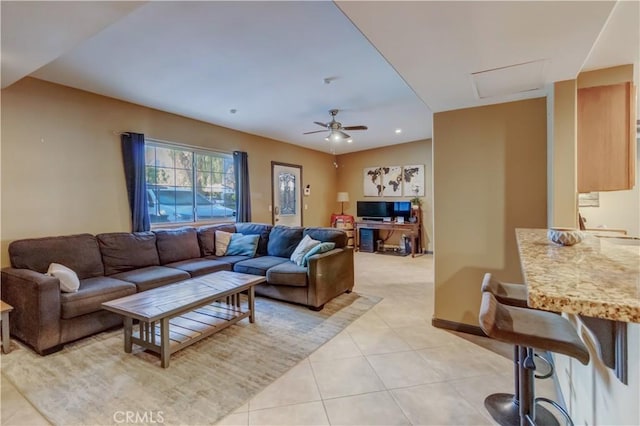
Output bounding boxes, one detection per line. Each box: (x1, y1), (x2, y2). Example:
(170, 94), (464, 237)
(2, 1), (638, 154)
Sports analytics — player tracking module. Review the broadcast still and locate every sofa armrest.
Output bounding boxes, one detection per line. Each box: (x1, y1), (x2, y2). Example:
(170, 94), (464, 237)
(1, 268), (62, 354)
(306, 247), (354, 308)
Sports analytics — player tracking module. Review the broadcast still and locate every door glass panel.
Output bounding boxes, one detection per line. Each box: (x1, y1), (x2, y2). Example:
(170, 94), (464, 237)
(278, 172), (296, 215)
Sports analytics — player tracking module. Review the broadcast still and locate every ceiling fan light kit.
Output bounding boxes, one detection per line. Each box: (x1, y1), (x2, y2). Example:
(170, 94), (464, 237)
(304, 109), (368, 143)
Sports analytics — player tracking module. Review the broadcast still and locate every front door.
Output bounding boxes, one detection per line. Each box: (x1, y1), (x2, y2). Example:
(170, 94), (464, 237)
(271, 162), (303, 226)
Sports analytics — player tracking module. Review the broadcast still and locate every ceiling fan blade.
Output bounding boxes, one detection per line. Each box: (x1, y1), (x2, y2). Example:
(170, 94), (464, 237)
(338, 131), (351, 139)
(303, 130), (328, 135)
(342, 125), (368, 131)
(314, 121), (329, 128)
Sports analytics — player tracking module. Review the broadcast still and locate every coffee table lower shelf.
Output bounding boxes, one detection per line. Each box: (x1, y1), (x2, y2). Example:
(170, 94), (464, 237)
(125, 300), (250, 367)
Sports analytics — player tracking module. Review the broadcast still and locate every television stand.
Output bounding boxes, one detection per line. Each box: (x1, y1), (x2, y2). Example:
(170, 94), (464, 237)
(355, 219), (422, 258)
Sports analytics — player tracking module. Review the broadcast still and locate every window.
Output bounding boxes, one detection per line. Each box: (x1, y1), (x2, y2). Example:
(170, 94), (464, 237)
(145, 141), (236, 224)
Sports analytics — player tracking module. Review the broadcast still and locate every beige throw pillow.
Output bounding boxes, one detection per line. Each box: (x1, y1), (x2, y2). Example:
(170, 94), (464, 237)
(215, 230), (233, 256)
(290, 235), (321, 266)
(47, 263), (80, 293)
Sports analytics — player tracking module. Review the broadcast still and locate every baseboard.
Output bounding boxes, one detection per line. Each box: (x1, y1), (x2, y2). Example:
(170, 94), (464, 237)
(431, 317), (486, 337)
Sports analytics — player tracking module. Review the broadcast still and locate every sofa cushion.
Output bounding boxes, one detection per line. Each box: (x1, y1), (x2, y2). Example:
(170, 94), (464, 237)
(197, 223), (236, 256)
(60, 276), (136, 319)
(165, 258), (230, 277)
(111, 266), (190, 292)
(204, 255), (251, 265)
(9, 233), (104, 279)
(97, 232), (160, 276)
(266, 262), (308, 287)
(267, 226), (304, 258)
(303, 227), (347, 248)
(290, 235), (321, 266)
(226, 234), (260, 256)
(233, 256), (289, 276)
(154, 228), (201, 264)
(47, 263), (80, 292)
(235, 223), (272, 255)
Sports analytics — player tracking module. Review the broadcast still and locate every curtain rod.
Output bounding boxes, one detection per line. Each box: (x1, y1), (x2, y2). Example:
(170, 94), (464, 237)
(146, 137), (233, 157)
(112, 132), (233, 156)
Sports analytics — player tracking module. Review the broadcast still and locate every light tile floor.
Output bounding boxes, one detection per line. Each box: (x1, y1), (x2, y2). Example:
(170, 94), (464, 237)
(1, 252), (557, 425)
(219, 252), (557, 426)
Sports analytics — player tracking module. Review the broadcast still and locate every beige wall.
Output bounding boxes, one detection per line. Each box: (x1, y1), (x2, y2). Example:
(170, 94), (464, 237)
(549, 79), (579, 228)
(336, 139), (432, 251)
(432, 98), (547, 327)
(1, 78), (338, 266)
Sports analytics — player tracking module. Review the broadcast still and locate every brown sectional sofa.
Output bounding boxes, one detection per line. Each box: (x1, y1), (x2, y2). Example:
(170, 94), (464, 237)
(1, 223), (354, 355)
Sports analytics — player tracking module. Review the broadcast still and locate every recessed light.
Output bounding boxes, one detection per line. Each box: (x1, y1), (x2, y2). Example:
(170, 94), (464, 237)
(395, 128), (402, 134)
(229, 109), (237, 114)
(347, 139), (353, 143)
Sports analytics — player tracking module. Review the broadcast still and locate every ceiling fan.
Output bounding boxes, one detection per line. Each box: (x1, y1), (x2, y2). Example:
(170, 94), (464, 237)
(303, 109), (368, 142)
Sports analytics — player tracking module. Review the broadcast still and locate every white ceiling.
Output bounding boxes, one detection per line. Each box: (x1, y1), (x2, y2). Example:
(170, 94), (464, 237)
(2, 1), (638, 155)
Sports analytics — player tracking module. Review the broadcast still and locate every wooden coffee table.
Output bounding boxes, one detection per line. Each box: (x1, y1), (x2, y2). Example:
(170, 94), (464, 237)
(102, 270), (266, 368)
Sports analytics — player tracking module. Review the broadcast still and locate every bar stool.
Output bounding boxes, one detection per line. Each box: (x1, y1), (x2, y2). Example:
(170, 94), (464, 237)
(479, 291), (589, 426)
(481, 274), (555, 425)
(481, 273), (529, 308)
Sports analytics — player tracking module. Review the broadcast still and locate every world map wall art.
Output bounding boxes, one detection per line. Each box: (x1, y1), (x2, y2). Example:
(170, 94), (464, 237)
(363, 164), (425, 197)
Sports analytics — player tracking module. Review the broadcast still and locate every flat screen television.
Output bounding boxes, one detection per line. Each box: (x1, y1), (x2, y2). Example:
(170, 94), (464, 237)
(357, 201), (390, 218)
(357, 201), (411, 220)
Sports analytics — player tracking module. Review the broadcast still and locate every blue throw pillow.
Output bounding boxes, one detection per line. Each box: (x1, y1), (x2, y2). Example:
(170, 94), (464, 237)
(301, 242), (336, 267)
(226, 233), (260, 257)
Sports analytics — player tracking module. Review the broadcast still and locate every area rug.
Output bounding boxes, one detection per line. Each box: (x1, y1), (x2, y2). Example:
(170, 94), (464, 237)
(2, 292), (380, 425)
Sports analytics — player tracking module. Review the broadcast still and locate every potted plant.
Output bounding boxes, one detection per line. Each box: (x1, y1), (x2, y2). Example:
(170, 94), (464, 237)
(410, 197), (423, 209)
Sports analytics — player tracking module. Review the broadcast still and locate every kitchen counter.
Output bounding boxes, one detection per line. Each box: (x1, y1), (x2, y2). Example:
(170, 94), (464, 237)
(516, 228), (640, 323)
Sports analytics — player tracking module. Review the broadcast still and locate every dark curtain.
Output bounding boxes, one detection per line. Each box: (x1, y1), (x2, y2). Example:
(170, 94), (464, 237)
(233, 151), (251, 222)
(121, 132), (150, 232)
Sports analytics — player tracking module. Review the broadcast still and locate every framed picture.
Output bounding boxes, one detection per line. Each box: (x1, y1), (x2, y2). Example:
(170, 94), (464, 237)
(402, 164), (425, 196)
(364, 166), (384, 196)
(382, 166), (403, 196)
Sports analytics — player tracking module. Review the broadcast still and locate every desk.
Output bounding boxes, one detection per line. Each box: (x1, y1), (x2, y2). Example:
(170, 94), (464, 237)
(355, 221), (421, 257)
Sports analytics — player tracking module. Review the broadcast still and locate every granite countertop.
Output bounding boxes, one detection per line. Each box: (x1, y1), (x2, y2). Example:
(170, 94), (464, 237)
(516, 228), (640, 323)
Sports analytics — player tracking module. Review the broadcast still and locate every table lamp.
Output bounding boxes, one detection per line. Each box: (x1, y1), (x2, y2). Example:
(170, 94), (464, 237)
(337, 192), (349, 215)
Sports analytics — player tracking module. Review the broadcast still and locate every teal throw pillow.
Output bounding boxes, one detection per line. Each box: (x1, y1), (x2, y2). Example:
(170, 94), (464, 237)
(226, 233), (260, 257)
(301, 242), (336, 267)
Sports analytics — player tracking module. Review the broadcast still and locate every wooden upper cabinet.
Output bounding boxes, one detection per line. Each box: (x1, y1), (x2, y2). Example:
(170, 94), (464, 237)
(577, 82), (636, 192)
